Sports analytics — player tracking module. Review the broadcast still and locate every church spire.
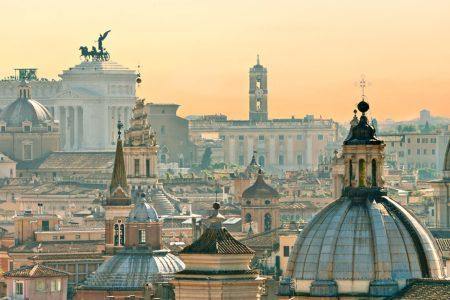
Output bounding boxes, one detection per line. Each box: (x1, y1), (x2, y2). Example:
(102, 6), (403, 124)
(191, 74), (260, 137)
(108, 121), (131, 204)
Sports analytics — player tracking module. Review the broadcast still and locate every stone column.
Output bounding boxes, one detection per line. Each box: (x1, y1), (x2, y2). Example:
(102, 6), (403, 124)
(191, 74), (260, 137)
(74, 106), (79, 150)
(65, 106), (71, 151)
(228, 136), (235, 164)
(306, 132), (313, 170)
(287, 135), (294, 168)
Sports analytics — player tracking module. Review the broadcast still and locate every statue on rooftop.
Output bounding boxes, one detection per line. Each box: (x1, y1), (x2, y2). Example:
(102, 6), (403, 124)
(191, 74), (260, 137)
(79, 30), (111, 61)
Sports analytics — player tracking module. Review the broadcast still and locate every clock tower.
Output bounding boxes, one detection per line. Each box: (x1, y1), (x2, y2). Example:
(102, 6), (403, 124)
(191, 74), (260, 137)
(249, 55), (268, 121)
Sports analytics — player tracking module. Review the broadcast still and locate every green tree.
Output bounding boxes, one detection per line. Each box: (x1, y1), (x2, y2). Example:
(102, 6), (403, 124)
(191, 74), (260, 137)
(200, 147), (212, 169)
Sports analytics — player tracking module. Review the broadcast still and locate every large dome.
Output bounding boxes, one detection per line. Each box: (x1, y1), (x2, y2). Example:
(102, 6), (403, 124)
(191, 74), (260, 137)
(0, 82), (53, 127)
(79, 249), (184, 290)
(286, 190), (444, 297)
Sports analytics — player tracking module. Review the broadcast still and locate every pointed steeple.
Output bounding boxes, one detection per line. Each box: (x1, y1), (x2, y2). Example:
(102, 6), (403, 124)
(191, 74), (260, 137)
(107, 121), (131, 206)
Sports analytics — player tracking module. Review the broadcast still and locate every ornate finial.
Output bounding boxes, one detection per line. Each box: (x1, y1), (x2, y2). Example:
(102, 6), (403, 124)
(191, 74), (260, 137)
(257, 54), (260, 65)
(357, 75), (370, 114)
(359, 75), (366, 100)
(353, 109), (357, 116)
(117, 120), (124, 139)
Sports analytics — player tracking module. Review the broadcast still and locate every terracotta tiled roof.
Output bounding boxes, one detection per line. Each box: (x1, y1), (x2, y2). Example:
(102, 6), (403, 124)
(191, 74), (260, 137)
(8, 240), (103, 253)
(387, 279), (450, 299)
(3, 264), (69, 278)
(181, 227), (254, 255)
(242, 172), (280, 199)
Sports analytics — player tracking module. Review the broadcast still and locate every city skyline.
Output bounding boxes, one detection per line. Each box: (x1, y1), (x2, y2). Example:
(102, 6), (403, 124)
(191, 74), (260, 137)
(2, 1), (450, 122)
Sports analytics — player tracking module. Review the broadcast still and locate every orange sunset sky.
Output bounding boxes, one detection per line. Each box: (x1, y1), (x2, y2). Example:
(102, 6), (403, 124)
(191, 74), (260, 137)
(1, 0), (450, 122)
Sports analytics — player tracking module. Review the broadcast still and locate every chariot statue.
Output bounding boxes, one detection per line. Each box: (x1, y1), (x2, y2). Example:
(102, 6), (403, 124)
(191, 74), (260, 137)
(79, 30), (111, 61)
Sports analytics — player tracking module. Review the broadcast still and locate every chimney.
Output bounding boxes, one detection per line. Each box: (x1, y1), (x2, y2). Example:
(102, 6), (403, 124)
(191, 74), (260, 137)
(37, 203), (43, 214)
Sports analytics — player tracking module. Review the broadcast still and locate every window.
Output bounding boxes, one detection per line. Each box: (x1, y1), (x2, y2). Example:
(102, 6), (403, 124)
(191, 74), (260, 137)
(399, 151), (404, 158)
(417, 149), (420, 155)
(139, 229), (146, 244)
(146, 159), (150, 177)
(318, 134), (324, 141)
(432, 149), (436, 155)
(23, 144), (32, 160)
(278, 155), (284, 165)
(407, 149), (411, 155)
(23, 125), (31, 132)
(15, 281), (24, 295)
(238, 135), (244, 141)
(245, 213), (252, 223)
(264, 213), (272, 232)
(36, 279), (45, 292)
(0, 126), (5, 132)
(278, 135), (284, 141)
(42, 220), (49, 231)
(283, 246), (290, 257)
(134, 159), (140, 176)
(75, 234), (81, 240)
(59, 235), (65, 240)
(423, 149), (427, 155)
(51, 279), (61, 292)
(417, 138), (420, 143)
(422, 138), (428, 143)
(407, 138), (411, 143)
(391, 142), (394, 147)
(258, 135), (265, 141)
(258, 156), (265, 167)
(297, 154), (303, 165)
(296, 134), (302, 140)
(47, 125), (52, 132)
(431, 138), (437, 143)
(52, 235), (57, 240)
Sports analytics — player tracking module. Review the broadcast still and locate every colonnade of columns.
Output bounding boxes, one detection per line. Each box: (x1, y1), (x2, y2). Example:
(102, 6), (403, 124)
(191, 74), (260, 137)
(49, 105), (131, 151)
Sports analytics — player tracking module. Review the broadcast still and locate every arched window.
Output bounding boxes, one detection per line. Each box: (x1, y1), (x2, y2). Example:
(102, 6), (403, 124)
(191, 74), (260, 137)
(359, 159), (366, 187)
(114, 221), (125, 246)
(245, 213), (252, 223)
(264, 213), (272, 232)
(139, 229), (146, 244)
(160, 154), (167, 164)
(258, 156), (265, 167)
(349, 159), (353, 187)
(371, 159), (377, 187)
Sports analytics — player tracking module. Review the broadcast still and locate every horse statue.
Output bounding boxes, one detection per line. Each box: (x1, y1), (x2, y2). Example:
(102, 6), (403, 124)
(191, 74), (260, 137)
(79, 46), (91, 60)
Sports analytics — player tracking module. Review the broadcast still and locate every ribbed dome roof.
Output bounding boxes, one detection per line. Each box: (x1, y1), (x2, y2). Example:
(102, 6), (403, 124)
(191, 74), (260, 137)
(0, 96), (53, 127)
(242, 171), (280, 199)
(286, 192), (444, 296)
(80, 249), (184, 290)
(128, 200), (158, 222)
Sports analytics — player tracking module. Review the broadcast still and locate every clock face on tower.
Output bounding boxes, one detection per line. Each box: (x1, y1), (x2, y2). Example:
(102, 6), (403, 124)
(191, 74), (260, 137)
(255, 88), (264, 98)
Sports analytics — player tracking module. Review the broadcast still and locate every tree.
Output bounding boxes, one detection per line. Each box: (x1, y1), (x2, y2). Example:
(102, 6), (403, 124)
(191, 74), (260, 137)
(200, 147), (212, 169)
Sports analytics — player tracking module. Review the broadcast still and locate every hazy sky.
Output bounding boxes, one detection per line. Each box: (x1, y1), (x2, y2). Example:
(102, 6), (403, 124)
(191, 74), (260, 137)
(2, 1), (450, 122)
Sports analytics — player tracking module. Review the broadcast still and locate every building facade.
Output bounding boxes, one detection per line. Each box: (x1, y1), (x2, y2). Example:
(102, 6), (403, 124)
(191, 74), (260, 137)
(380, 130), (450, 171)
(145, 103), (193, 167)
(189, 57), (339, 174)
(0, 55), (137, 151)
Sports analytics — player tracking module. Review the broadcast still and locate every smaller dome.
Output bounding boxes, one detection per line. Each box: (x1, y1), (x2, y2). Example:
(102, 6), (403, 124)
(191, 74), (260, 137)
(242, 171), (280, 199)
(0, 81), (53, 127)
(128, 200), (158, 222)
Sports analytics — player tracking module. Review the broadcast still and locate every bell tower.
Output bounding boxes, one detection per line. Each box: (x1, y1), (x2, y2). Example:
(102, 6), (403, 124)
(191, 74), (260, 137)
(249, 55), (268, 122)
